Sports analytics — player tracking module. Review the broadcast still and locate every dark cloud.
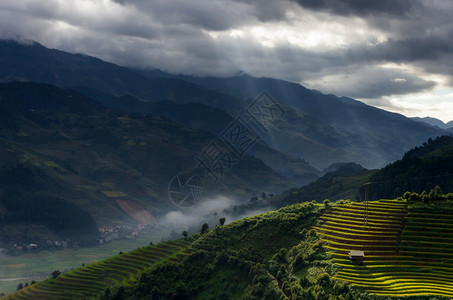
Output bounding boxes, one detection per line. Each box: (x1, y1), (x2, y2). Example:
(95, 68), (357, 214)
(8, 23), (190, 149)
(386, 38), (452, 61)
(110, 0), (255, 31)
(1, 0), (453, 120)
(290, 0), (423, 17)
(234, 0), (290, 22)
(338, 35), (453, 85)
(303, 65), (436, 99)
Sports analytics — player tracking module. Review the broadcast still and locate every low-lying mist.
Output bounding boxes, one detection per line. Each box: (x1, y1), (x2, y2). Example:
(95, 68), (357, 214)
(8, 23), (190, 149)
(159, 195), (275, 240)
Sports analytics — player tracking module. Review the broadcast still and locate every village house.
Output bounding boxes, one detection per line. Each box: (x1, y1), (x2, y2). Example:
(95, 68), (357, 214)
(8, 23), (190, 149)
(99, 226), (114, 234)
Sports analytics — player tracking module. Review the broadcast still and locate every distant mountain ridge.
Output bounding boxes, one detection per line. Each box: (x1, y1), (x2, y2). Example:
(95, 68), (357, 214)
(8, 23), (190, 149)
(412, 116), (453, 131)
(0, 39), (246, 113)
(165, 73), (448, 169)
(0, 40), (320, 183)
(0, 39), (448, 171)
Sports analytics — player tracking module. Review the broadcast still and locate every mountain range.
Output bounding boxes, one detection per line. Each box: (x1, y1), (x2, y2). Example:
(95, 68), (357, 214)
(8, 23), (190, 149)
(0, 39), (448, 170)
(0, 81), (298, 246)
(0, 39), (450, 244)
(412, 116), (453, 131)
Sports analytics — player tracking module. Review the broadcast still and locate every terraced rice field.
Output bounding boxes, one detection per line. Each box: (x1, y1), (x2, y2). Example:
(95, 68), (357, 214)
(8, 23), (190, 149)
(3, 239), (191, 300)
(315, 199), (453, 297)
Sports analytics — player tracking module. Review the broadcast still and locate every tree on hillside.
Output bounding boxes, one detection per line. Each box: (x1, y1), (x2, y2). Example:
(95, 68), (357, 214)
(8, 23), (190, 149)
(200, 223), (209, 234)
(17, 283), (23, 290)
(219, 217), (226, 226)
(403, 191), (411, 200)
(429, 185), (443, 200)
(51, 270), (61, 278)
(182, 230), (188, 239)
(101, 287), (111, 300)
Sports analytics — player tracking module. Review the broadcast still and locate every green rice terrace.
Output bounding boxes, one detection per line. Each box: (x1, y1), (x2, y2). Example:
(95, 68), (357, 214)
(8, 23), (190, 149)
(315, 199), (453, 298)
(3, 195), (453, 299)
(2, 239), (191, 300)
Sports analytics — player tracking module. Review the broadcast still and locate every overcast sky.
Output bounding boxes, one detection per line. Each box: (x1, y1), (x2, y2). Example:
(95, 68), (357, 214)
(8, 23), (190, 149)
(1, 0), (452, 122)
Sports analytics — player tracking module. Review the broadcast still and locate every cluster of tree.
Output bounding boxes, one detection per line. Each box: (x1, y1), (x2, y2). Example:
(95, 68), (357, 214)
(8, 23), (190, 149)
(250, 192), (274, 203)
(16, 280), (37, 291)
(403, 185), (453, 203)
(180, 218), (226, 240)
(402, 136), (453, 160)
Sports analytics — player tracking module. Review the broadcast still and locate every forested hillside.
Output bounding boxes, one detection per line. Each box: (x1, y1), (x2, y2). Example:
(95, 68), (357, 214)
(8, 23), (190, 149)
(271, 136), (453, 208)
(363, 135), (453, 200)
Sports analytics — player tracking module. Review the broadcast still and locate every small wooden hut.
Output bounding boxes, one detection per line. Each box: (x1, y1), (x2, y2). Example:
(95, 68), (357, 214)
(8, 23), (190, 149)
(348, 250), (365, 264)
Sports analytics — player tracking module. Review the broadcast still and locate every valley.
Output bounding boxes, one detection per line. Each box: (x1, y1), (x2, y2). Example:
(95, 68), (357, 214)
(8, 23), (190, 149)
(3, 191), (453, 299)
(0, 228), (170, 296)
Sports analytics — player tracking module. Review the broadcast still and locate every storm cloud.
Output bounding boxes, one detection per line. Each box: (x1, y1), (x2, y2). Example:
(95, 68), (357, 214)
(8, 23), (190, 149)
(0, 0), (452, 121)
(290, 0), (422, 17)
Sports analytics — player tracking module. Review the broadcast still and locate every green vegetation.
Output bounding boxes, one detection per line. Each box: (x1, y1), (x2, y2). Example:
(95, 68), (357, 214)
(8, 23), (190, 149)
(99, 202), (367, 299)
(5, 197), (453, 299)
(3, 239), (190, 300)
